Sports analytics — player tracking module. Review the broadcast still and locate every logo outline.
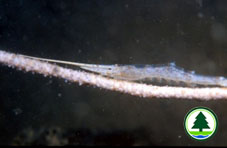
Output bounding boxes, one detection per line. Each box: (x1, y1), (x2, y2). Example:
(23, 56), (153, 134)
(184, 106), (218, 141)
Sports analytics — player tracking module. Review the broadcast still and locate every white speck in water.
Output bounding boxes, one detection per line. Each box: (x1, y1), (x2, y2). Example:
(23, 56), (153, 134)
(197, 12), (204, 18)
(73, 102), (90, 118)
(22, 35), (28, 41)
(64, 79), (68, 83)
(178, 135), (182, 139)
(47, 80), (53, 84)
(58, 93), (62, 97)
(210, 23), (227, 43)
(210, 16), (215, 20)
(196, 0), (203, 7)
(13, 108), (23, 115)
(78, 49), (82, 54)
(98, 56), (103, 60)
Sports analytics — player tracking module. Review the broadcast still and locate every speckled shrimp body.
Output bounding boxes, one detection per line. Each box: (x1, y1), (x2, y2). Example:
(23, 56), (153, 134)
(79, 63), (227, 87)
(21, 55), (227, 87)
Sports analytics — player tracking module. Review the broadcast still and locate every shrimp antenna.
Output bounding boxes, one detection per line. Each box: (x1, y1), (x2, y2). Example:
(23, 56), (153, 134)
(20, 54), (112, 69)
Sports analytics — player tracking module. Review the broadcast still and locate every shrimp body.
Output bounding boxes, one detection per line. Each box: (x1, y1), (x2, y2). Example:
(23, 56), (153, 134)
(21, 54), (227, 87)
(83, 63), (227, 87)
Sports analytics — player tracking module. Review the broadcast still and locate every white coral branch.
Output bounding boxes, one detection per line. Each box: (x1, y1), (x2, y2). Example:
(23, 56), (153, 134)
(0, 50), (227, 100)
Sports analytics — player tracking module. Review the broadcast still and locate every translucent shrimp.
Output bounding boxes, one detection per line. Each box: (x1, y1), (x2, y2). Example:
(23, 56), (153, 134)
(20, 54), (227, 87)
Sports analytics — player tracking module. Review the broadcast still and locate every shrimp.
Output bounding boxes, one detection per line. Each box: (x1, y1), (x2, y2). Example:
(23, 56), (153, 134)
(20, 54), (227, 87)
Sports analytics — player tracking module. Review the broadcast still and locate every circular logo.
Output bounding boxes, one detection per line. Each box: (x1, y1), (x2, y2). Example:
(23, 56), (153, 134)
(184, 107), (218, 141)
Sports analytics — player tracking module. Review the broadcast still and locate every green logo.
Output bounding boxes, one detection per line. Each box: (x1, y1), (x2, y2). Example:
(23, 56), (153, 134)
(184, 107), (218, 141)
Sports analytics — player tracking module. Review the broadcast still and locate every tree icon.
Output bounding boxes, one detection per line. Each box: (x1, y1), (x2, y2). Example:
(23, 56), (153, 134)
(192, 112), (210, 132)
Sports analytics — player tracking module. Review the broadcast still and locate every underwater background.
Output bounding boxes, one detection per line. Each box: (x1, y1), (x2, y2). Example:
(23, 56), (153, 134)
(0, 0), (227, 146)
